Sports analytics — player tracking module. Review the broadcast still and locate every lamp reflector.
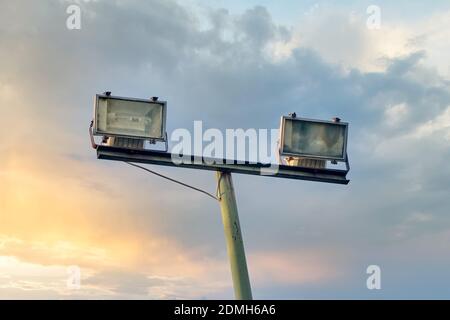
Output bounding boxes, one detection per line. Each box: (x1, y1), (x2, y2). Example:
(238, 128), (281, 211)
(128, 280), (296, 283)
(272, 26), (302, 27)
(94, 95), (166, 140)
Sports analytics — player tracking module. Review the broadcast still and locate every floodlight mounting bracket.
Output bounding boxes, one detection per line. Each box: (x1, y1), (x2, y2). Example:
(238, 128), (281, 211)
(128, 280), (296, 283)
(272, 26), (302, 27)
(144, 132), (169, 152)
(96, 145), (350, 185)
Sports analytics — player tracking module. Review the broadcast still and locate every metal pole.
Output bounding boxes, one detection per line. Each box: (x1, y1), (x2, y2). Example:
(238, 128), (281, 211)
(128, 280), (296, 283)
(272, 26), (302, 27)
(216, 171), (253, 300)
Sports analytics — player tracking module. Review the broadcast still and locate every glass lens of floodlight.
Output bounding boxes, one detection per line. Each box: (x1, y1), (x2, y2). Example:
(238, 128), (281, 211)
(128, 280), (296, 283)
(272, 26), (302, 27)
(283, 119), (346, 159)
(96, 97), (164, 139)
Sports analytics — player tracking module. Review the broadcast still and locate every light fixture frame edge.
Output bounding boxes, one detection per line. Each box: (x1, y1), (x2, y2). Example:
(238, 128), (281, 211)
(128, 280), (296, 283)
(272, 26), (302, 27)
(92, 93), (168, 141)
(279, 116), (349, 162)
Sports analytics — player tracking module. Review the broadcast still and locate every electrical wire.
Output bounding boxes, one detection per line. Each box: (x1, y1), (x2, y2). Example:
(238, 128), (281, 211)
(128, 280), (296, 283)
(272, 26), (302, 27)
(93, 120), (223, 201)
(125, 162), (220, 201)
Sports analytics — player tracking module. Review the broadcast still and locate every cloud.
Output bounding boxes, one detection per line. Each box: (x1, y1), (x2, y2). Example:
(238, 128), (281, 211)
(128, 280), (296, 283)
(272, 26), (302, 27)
(414, 106), (450, 140)
(249, 249), (342, 286)
(384, 103), (409, 126)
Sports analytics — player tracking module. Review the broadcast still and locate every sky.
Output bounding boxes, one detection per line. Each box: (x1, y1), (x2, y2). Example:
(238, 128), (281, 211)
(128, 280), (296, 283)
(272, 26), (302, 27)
(0, 0), (450, 299)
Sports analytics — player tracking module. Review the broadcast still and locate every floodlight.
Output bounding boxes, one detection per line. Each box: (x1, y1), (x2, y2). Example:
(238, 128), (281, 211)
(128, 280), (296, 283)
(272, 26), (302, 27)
(93, 94), (167, 141)
(280, 116), (348, 161)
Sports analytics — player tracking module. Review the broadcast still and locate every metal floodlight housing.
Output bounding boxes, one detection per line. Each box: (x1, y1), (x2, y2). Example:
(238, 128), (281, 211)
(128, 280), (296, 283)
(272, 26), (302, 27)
(279, 116), (349, 162)
(93, 94), (167, 141)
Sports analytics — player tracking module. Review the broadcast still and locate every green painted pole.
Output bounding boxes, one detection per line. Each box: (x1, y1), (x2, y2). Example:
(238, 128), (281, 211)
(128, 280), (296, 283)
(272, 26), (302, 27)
(216, 171), (253, 300)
